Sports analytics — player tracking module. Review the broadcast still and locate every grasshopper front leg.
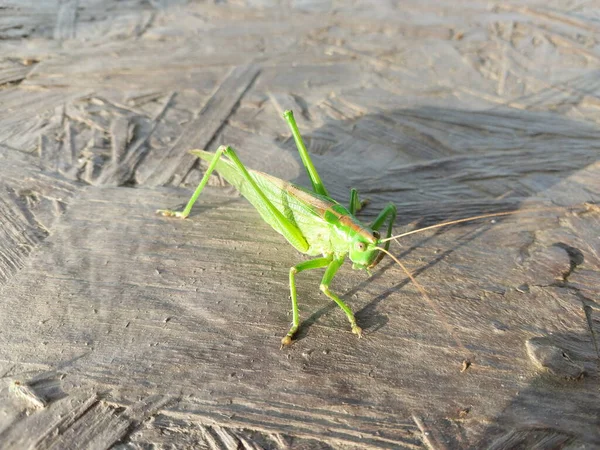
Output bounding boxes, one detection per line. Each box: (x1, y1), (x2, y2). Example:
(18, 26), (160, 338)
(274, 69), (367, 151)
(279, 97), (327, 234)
(282, 255), (361, 347)
(369, 203), (397, 269)
(349, 188), (370, 215)
(320, 256), (362, 338)
(282, 256), (333, 348)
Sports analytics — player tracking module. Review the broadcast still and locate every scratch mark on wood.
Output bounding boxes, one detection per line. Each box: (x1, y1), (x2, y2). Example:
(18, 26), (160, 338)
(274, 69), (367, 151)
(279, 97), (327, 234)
(138, 64), (261, 187)
(0, 193), (46, 285)
(0, 390), (98, 450)
(412, 415), (448, 450)
(54, 0), (79, 41)
(94, 92), (174, 186)
(526, 338), (585, 379)
(0, 60), (35, 86)
(10, 381), (48, 410)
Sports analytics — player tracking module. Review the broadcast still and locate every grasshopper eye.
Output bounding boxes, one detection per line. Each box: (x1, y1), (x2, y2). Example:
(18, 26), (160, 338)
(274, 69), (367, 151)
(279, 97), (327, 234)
(373, 231), (380, 239)
(355, 242), (366, 252)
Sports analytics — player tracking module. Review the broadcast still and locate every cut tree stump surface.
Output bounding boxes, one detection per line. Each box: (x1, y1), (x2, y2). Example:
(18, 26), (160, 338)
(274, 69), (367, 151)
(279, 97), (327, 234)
(0, 1), (599, 449)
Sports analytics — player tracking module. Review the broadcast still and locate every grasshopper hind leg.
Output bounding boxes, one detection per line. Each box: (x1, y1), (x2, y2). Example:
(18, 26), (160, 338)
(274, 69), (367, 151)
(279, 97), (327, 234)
(156, 146), (227, 219)
(283, 110), (329, 197)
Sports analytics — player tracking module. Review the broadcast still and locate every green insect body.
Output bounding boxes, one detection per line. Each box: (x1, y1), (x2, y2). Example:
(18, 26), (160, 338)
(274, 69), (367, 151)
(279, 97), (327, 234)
(158, 110), (397, 347)
(190, 155), (375, 260)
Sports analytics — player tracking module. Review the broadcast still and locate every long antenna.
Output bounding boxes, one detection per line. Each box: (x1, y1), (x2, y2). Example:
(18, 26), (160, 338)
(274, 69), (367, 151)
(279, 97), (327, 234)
(375, 246), (470, 360)
(380, 208), (562, 243)
(374, 205), (572, 368)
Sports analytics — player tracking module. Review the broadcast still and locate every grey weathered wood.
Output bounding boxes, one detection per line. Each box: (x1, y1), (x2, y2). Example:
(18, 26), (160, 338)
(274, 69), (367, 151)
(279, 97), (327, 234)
(0, 59), (35, 85)
(54, 0), (79, 41)
(93, 92), (174, 186)
(109, 117), (130, 164)
(138, 64), (261, 187)
(1, 389), (99, 450)
(1, 185), (598, 448)
(1, 1), (600, 448)
(0, 149), (78, 285)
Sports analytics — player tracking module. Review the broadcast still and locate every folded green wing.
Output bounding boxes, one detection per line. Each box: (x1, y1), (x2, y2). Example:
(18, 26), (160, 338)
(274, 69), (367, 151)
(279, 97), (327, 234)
(191, 149), (336, 256)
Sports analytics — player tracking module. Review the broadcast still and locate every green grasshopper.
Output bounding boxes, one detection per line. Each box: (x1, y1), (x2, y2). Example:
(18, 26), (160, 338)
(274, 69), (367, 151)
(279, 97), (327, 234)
(158, 110), (534, 347)
(158, 110), (397, 347)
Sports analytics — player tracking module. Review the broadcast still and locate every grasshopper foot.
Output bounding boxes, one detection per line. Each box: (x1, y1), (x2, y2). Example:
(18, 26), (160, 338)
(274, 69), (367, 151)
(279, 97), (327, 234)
(156, 209), (188, 219)
(351, 324), (363, 338)
(280, 335), (293, 349)
(281, 324), (299, 349)
(357, 198), (371, 213)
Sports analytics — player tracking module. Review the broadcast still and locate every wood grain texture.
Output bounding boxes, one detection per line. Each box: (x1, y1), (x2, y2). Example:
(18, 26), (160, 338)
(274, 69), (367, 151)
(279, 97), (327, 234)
(139, 64), (261, 187)
(1, 1), (599, 448)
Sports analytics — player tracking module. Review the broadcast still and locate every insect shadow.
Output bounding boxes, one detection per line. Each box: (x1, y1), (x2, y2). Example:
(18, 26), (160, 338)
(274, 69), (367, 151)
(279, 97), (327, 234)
(298, 224), (490, 339)
(260, 105), (600, 342)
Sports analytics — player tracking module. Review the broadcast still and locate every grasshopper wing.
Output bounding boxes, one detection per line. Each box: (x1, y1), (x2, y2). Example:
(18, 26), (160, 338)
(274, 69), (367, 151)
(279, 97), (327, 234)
(191, 150), (337, 256)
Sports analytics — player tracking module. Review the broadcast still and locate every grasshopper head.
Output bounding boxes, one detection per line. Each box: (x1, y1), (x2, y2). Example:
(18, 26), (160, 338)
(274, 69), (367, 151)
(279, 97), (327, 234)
(349, 231), (381, 270)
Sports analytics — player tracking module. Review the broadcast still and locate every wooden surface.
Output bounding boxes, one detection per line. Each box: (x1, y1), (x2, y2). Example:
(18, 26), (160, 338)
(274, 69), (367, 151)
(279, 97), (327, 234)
(1, 1), (599, 449)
